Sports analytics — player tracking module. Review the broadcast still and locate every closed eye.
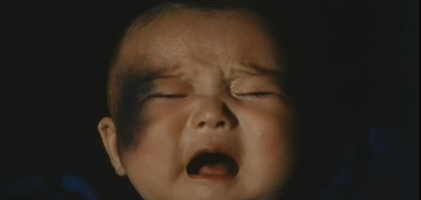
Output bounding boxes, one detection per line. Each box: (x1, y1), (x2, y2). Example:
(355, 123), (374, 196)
(139, 93), (188, 102)
(234, 92), (273, 99)
(234, 92), (293, 102)
(149, 93), (188, 99)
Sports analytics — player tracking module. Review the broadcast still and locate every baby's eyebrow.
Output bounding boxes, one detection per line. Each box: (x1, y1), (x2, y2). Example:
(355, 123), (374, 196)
(122, 72), (179, 91)
(234, 63), (283, 78)
(119, 63), (184, 96)
(133, 60), (183, 77)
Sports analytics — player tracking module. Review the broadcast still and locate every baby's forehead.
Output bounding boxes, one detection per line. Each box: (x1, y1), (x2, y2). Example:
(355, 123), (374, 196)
(115, 9), (283, 74)
(123, 9), (266, 44)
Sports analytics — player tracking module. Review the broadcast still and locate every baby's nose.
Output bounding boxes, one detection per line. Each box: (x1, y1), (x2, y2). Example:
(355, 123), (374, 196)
(189, 97), (237, 131)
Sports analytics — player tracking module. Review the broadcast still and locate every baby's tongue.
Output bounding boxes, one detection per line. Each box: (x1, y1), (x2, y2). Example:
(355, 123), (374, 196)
(198, 163), (230, 175)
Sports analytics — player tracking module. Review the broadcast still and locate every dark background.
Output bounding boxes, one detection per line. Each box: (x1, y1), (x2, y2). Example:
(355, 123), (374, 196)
(1, 1), (419, 199)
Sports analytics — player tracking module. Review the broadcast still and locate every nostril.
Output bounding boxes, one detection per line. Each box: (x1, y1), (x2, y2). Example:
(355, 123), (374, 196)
(191, 98), (238, 130)
(197, 121), (226, 129)
(198, 121), (206, 127)
(216, 121), (225, 128)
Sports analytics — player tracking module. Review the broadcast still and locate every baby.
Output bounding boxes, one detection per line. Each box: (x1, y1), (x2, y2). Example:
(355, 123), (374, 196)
(98, 1), (296, 199)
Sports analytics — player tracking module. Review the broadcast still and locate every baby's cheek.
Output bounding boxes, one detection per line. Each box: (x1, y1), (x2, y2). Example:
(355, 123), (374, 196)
(239, 106), (294, 190)
(133, 101), (191, 141)
(249, 134), (293, 193)
(244, 122), (292, 167)
(120, 104), (191, 199)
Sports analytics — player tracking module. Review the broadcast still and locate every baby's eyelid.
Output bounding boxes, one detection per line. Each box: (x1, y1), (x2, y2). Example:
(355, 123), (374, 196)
(232, 92), (275, 98)
(236, 92), (271, 95)
(149, 93), (189, 98)
(138, 92), (189, 101)
(233, 91), (275, 95)
(232, 91), (292, 101)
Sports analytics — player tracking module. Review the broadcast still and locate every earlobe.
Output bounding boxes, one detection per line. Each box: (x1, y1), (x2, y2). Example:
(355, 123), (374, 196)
(98, 117), (126, 176)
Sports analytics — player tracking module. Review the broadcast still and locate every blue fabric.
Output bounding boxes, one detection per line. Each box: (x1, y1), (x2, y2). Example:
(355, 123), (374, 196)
(1, 176), (46, 198)
(314, 127), (420, 200)
(0, 161), (100, 200)
(60, 171), (100, 200)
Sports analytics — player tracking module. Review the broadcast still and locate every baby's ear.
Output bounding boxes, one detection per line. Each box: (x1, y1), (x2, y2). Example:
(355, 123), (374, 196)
(98, 117), (126, 176)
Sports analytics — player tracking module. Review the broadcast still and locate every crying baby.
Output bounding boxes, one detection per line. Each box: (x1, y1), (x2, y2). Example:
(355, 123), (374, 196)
(98, 1), (296, 200)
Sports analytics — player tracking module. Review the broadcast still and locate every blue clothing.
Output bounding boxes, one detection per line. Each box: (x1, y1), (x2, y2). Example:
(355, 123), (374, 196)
(314, 127), (420, 200)
(0, 161), (99, 200)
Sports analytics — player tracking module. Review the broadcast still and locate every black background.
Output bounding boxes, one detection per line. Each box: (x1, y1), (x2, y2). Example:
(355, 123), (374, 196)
(1, 1), (419, 199)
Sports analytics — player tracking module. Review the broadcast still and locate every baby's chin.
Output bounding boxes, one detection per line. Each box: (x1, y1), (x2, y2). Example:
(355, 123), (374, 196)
(132, 167), (286, 200)
(138, 187), (282, 200)
(123, 136), (292, 200)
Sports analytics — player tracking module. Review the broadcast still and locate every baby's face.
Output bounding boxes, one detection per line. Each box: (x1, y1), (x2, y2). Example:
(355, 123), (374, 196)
(106, 10), (294, 200)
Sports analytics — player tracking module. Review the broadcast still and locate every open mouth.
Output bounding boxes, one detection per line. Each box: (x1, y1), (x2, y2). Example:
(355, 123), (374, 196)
(187, 152), (239, 177)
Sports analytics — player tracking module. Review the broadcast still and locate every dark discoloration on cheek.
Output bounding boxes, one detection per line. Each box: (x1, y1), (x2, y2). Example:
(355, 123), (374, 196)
(115, 71), (158, 149)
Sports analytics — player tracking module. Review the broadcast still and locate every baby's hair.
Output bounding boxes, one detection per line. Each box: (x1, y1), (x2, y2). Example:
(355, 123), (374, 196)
(106, 0), (295, 149)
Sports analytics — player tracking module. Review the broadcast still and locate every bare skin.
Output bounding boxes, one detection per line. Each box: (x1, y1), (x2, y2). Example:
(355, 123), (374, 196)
(99, 10), (294, 200)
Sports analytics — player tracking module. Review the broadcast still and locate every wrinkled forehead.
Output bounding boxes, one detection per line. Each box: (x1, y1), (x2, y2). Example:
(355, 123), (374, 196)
(114, 9), (283, 74)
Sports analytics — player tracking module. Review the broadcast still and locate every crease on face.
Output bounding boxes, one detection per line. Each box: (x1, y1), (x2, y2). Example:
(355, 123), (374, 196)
(108, 9), (287, 124)
(103, 7), (295, 199)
